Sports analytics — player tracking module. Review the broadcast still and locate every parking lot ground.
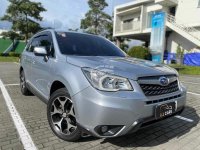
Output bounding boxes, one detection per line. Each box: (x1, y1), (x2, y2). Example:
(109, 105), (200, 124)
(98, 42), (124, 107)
(0, 62), (200, 150)
(0, 88), (23, 150)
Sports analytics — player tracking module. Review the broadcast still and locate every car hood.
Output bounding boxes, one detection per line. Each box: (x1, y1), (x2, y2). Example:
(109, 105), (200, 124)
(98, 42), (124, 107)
(66, 56), (177, 80)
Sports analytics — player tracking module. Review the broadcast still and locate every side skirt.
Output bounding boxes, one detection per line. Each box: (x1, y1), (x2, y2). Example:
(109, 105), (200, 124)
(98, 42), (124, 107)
(26, 82), (48, 104)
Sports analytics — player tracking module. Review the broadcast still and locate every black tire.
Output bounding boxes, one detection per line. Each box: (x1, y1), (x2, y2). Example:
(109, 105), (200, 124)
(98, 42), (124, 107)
(47, 88), (81, 142)
(20, 70), (32, 96)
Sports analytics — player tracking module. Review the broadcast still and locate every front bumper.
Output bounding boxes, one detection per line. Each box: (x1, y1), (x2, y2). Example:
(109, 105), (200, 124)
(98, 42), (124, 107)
(72, 80), (187, 138)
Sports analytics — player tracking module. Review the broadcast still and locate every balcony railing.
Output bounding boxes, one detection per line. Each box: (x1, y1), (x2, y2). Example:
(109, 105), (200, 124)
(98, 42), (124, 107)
(115, 21), (141, 34)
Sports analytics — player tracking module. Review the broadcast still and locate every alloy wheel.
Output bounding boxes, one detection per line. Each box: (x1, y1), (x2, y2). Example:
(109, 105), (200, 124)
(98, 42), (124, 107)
(20, 72), (25, 90)
(50, 96), (77, 135)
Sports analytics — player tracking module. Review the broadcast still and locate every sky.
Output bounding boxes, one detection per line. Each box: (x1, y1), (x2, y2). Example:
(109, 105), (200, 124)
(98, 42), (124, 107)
(0, 0), (134, 30)
(0, 0), (142, 46)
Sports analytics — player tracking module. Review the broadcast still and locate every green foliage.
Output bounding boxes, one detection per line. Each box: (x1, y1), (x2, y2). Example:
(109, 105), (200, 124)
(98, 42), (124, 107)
(120, 43), (129, 52)
(1, 0), (46, 42)
(0, 38), (12, 53)
(176, 44), (185, 65)
(81, 0), (112, 37)
(1, 31), (21, 51)
(0, 52), (20, 57)
(14, 42), (26, 53)
(170, 64), (200, 75)
(116, 37), (130, 52)
(8, 52), (20, 57)
(105, 21), (113, 41)
(1, 31), (20, 42)
(0, 38), (25, 53)
(0, 56), (19, 62)
(128, 46), (151, 60)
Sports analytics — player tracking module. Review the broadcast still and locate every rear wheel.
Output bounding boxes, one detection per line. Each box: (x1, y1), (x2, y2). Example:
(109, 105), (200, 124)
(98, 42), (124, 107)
(47, 88), (81, 141)
(20, 70), (31, 96)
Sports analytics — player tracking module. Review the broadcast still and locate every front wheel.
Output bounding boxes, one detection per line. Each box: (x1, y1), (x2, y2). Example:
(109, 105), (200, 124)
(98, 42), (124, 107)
(47, 88), (81, 141)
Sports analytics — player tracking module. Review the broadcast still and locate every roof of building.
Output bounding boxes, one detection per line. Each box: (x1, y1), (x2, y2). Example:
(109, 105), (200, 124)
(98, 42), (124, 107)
(115, 0), (154, 9)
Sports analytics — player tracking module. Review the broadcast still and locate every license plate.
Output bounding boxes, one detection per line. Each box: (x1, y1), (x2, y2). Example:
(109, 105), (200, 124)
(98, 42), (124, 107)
(155, 102), (176, 119)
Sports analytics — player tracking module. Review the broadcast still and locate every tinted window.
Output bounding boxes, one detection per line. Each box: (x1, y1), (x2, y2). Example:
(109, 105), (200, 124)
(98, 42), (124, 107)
(27, 32), (54, 57)
(25, 41), (31, 52)
(29, 37), (40, 52)
(55, 32), (125, 57)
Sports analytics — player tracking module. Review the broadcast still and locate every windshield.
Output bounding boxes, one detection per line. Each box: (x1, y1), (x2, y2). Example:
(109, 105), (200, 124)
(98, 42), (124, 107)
(55, 32), (126, 57)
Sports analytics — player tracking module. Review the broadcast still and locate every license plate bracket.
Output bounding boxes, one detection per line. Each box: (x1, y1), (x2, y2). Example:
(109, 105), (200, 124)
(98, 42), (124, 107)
(155, 102), (176, 119)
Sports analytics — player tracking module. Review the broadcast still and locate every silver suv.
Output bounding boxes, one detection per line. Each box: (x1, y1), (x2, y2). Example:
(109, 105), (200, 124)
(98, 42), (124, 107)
(20, 29), (186, 141)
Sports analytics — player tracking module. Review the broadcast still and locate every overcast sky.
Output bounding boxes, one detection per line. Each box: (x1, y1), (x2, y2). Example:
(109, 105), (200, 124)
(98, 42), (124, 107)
(0, 0), (133, 29)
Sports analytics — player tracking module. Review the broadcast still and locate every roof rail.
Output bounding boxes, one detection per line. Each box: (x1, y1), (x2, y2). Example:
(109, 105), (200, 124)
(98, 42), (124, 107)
(37, 27), (54, 33)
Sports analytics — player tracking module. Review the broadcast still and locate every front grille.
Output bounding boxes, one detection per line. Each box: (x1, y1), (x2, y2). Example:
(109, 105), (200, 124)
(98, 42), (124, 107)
(140, 80), (179, 96)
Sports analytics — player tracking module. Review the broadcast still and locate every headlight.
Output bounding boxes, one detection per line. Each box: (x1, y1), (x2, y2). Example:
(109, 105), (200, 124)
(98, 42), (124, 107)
(177, 77), (185, 91)
(82, 68), (133, 91)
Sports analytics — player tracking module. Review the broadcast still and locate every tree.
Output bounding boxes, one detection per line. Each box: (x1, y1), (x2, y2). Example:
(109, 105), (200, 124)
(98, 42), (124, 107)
(176, 44), (185, 65)
(80, 0), (112, 37)
(128, 46), (151, 60)
(105, 17), (114, 41)
(1, 0), (46, 43)
(81, 0), (129, 51)
(1, 31), (20, 50)
(116, 37), (130, 52)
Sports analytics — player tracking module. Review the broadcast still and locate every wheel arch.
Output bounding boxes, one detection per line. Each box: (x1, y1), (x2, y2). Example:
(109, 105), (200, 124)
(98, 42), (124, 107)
(19, 66), (23, 74)
(50, 80), (67, 96)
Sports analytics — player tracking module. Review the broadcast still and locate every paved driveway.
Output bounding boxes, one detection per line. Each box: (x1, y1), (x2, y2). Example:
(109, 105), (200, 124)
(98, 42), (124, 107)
(0, 62), (200, 150)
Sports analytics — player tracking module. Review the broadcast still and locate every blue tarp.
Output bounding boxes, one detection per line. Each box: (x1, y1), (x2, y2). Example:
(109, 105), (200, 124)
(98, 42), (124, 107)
(184, 53), (200, 66)
(164, 52), (200, 66)
(164, 52), (176, 64)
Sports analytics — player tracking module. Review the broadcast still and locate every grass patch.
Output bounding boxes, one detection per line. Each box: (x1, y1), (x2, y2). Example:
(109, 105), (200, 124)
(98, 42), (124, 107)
(0, 56), (19, 62)
(0, 38), (26, 54)
(0, 38), (12, 53)
(14, 41), (26, 53)
(170, 64), (200, 75)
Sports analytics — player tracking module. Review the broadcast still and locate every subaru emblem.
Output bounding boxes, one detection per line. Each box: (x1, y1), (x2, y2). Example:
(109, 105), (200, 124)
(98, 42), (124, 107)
(159, 76), (169, 86)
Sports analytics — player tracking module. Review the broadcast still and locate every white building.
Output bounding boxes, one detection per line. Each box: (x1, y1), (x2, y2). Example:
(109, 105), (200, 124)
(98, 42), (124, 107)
(113, 0), (200, 54)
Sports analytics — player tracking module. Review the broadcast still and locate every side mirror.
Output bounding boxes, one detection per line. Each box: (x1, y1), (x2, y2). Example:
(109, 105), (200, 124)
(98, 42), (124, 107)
(34, 47), (47, 56)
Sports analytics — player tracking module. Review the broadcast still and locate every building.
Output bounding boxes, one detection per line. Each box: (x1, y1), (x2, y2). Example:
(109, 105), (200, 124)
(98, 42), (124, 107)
(113, 0), (200, 54)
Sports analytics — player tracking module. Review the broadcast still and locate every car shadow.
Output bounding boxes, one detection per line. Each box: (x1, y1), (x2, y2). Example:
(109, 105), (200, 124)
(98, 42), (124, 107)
(78, 106), (199, 147)
(99, 106), (199, 148)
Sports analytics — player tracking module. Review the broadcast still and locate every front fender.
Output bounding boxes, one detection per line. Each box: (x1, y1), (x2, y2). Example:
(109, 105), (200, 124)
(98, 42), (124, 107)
(49, 61), (90, 99)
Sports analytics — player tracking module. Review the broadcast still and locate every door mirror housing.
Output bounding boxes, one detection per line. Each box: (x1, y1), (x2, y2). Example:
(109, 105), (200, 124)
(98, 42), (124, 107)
(34, 47), (47, 56)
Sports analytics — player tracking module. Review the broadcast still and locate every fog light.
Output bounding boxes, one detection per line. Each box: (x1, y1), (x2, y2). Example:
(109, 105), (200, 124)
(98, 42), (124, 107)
(101, 126), (108, 133)
(95, 125), (124, 136)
